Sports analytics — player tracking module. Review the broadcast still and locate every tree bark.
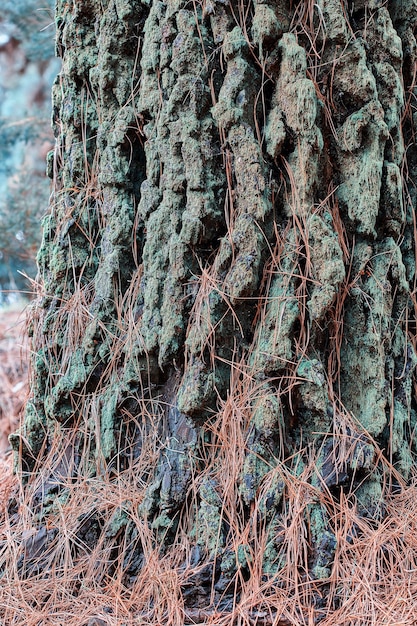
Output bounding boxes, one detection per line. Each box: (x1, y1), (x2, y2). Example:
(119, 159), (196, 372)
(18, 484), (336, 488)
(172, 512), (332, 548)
(9, 0), (417, 620)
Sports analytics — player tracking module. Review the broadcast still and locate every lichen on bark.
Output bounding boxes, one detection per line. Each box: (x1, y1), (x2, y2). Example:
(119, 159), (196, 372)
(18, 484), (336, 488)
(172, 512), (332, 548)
(11, 0), (417, 616)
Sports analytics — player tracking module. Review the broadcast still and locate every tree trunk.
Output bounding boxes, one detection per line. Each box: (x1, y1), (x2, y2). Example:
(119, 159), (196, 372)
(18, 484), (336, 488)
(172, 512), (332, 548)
(7, 0), (417, 623)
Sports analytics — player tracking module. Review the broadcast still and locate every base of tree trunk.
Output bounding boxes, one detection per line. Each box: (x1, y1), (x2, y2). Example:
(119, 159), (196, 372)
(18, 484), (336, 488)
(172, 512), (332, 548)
(2, 0), (417, 623)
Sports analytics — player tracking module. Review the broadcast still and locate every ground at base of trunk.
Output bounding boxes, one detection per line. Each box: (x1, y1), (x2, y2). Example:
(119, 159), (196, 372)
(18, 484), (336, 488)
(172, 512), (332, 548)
(1, 435), (417, 626)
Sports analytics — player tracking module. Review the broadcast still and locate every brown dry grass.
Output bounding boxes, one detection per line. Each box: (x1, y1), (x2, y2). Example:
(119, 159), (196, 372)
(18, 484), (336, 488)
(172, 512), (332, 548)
(0, 305), (27, 512)
(0, 306), (28, 455)
(0, 381), (417, 625)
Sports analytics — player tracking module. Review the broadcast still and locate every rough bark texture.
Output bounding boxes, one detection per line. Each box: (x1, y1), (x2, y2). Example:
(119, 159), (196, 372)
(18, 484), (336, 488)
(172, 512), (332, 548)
(9, 0), (417, 621)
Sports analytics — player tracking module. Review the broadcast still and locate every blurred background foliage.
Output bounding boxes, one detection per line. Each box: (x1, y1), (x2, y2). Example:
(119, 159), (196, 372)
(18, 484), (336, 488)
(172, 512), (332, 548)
(0, 0), (58, 303)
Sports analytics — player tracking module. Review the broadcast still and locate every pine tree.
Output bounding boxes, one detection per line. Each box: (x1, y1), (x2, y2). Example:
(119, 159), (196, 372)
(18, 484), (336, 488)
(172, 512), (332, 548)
(3, 1), (417, 623)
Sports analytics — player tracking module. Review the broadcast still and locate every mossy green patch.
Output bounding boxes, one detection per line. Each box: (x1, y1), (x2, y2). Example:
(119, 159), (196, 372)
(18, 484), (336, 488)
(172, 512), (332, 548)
(307, 213), (345, 321)
(251, 3), (284, 49)
(177, 359), (216, 415)
(296, 358), (329, 432)
(196, 478), (224, 556)
(337, 101), (388, 236)
(100, 384), (119, 460)
(355, 478), (384, 520)
(251, 235), (299, 374)
(308, 504), (336, 580)
(340, 238), (411, 437)
(9, 401), (46, 460)
(240, 444), (272, 506)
